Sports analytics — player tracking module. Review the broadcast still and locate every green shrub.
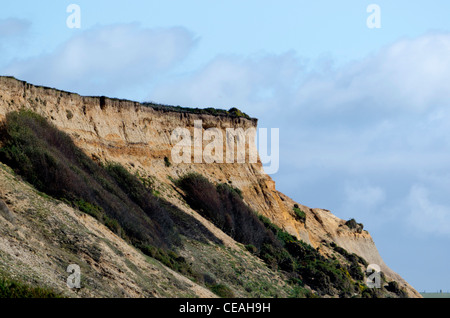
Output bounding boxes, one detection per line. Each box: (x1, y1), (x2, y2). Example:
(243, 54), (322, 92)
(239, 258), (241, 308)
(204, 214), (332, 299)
(66, 110), (73, 120)
(139, 245), (196, 278)
(345, 218), (364, 233)
(260, 243), (296, 272)
(178, 172), (360, 297)
(293, 206), (306, 223)
(385, 281), (408, 298)
(142, 103), (252, 120)
(329, 243), (368, 282)
(75, 199), (102, 219)
(0, 276), (62, 298)
(177, 173), (277, 250)
(245, 244), (258, 254)
(348, 263), (365, 281)
(218, 182), (243, 199)
(208, 283), (235, 298)
(164, 156), (171, 167)
(103, 214), (123, 235)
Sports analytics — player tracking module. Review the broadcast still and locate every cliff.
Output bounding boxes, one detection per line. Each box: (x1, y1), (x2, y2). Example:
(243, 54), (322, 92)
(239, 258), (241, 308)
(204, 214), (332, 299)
(0, 76), (420, 297)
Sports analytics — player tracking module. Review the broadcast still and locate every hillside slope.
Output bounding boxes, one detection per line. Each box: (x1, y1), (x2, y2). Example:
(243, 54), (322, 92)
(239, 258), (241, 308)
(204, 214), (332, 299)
(0, 162), (215, 297)
(0, 76), (420, 297)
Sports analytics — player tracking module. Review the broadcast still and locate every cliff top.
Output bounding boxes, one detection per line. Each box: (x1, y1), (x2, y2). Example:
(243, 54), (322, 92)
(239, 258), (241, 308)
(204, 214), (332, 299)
(0, 76), (255, 121)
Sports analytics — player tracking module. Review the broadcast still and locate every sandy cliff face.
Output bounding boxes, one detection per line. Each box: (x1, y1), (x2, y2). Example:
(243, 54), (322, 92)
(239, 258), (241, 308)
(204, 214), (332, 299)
(0, 76), (420, 297)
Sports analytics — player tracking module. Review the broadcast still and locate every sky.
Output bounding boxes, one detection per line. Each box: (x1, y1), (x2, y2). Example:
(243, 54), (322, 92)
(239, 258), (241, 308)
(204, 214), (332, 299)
(1, 0), (450, 293)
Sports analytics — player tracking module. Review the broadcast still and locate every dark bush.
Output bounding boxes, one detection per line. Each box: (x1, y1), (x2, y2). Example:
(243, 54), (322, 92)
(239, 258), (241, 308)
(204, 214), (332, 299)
(329, 243), (368, 281)
(293, 206), (306, 223)
(105, 163), (180, 247)
(178, 172), (360, 297)
(142, 103), (252, 120)
(177, 173), (277, 250)
(385, 281), (408, 298)
(345, 218), (364, 233)
(245, 244), (258, 254)
(139, 245), (197, 278)
(0, 111), (220, 281)
(260, 243), (296, 272)
(75, 199), (102, 219)
(348, 262), (365, 281)
(0, 111), (168, 246)
(208, 283), (235, 298)
(164, 156), (171, 167)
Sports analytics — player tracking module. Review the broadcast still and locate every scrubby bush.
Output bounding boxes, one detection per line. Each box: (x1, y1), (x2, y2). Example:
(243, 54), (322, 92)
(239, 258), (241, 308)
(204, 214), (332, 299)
(385, 281), (408, 298)
(208, 283), (235, 298)
(0, 111), (219, 282)
(0, 276), (62, 298)
(245, 244), (258, 254)
(329, 242), (368, 282)
(177, 173), (277, 250)
(139, 245), (197, 278)
(228, 107), (250, 119)
(178, 172), (361, 297)
(164, 156), (171, 167)
(0, 112), (151, 244)
(142, 103), (252, 120)
(75, 199), (102, 219)
(345, 218), (364, 233)
(293, 205), (306, 223)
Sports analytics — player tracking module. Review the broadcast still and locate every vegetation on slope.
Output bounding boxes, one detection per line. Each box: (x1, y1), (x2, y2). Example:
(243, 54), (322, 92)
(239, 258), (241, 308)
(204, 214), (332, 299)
(143, 102), (253, 120)
(345, 218), (364, 233)
(0, 110), (220, 288)
(176, 173), (405, 298)
(0, 275), (62, 298)
(293, 204), (306, 223)
(177, 173), (279, 251)
(0, 110), (408, 298)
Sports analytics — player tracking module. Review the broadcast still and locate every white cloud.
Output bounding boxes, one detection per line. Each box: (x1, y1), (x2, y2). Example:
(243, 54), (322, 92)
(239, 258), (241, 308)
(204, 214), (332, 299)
(297, 33), (450, 117)
(3, 23), (197, 97)
(286, 33), (450, 176)
(334, 182), (389, 228)
(407, 185), (450, 236)
(150, 51), (304, 112)
(344, 183), (386, 209)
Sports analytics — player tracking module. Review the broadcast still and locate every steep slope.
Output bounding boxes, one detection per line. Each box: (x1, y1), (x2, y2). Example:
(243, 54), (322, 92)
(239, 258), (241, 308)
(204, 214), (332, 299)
(0, 159), (296, 298)
(0, 162), (215, 297)
(0, 76), (420, 297)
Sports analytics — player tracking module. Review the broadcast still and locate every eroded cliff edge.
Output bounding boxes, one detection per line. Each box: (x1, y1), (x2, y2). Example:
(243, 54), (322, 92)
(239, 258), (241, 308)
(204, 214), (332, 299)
(0, 76), (420, 297)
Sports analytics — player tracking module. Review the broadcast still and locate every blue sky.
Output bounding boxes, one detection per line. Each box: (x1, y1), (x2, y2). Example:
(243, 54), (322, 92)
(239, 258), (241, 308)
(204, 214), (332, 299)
(2, 0), (450, 292)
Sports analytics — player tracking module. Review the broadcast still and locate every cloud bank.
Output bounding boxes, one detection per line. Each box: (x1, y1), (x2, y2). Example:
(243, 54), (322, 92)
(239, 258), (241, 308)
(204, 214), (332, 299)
(3, 23), (197, 97)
